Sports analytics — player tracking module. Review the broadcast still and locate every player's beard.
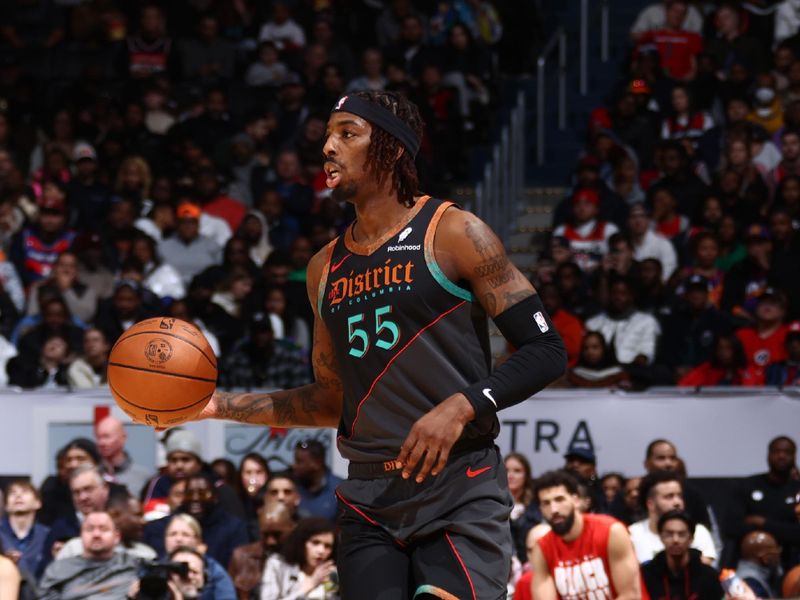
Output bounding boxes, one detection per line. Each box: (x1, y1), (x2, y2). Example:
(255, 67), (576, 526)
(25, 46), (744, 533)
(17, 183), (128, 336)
(548, 508), (576, 536)
(332, 179), (358, 203)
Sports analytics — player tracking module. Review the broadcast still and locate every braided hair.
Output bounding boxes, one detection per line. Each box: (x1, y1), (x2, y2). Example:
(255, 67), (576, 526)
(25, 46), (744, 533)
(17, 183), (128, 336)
(352, 90), (423, 207)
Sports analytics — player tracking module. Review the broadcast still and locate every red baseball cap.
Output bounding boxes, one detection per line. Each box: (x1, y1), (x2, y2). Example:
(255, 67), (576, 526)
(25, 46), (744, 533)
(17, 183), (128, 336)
(573, 188), (600, 205)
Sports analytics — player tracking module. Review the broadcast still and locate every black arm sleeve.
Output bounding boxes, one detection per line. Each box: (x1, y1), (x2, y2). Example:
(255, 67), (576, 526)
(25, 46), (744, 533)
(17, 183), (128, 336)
(462, 294), (567, 419)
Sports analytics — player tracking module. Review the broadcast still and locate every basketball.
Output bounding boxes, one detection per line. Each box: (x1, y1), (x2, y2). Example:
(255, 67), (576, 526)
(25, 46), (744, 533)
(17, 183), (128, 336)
(107, 317), (217, 427)
(784, 565), (800, 597)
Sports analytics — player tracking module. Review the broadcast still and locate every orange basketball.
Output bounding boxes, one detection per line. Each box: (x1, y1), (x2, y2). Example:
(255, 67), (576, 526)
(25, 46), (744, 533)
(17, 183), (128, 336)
(107, 317), (217, 427)
(784, 565), (800, 597)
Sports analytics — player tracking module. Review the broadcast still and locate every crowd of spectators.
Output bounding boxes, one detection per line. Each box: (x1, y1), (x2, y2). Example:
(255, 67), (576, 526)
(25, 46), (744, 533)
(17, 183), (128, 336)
(0, 419), (796, 599)
(0, 0), (539, 392)
(539, 0), (800, 390)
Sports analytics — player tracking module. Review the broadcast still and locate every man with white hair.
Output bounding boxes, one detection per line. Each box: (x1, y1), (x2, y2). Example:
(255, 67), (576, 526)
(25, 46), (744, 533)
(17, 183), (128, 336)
(95, 415), (151, 497)
(39, 511), (140, 599)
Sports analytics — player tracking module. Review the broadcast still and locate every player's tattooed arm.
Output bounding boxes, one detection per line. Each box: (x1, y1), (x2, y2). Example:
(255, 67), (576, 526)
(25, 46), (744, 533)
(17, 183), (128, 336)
(438, 210), (535, 318)
(202, 247), (344, 428)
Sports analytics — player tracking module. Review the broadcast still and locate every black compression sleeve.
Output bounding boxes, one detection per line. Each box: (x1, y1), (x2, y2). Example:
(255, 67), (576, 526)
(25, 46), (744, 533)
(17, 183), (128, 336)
(461, 294), (567, 419)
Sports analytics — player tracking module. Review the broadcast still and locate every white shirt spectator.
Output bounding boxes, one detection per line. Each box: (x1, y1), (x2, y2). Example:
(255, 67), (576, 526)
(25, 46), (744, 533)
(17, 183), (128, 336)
(258, 20), (306, 51)
(631, 2), (704, 38)
(585, 310), (661, 364)
(0, 335), (17, 387)
(633, 229), (678, 281)
(629, 519), (718, 565)
(775, 0), (800, 46)
(552, 219), (619, 273)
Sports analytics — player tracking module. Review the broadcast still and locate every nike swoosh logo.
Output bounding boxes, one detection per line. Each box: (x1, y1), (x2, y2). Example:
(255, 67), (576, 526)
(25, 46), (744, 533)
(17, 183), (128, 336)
(330, 253), (352, 273)
(466, 465), (492, 478)
(482, 388), (497, 408)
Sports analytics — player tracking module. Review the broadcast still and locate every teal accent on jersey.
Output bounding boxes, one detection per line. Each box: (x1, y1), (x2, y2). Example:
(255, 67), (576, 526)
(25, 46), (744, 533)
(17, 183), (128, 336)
(426, 258), (475, 302)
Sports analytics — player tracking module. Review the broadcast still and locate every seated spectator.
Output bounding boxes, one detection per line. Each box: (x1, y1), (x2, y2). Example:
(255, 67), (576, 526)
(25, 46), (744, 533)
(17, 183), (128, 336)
(720, 225), (775, 317)
(0, 480), (50, 580)
(538, 282), (583, 368)
(736, 531), (782, 598)
(678, 332), (763, 386)
(705, 3), (769, 78)
(211, 266), (253, 320)
(66, 327), (109, 389)
(586, 278), (661, 366)
(630, 0), (703, 41)
(567, 331), (630, 388)
(45, 465), (113, 563)
(264, 474), (305, 520)
(641, 441), (711, 531)
(716, 138), (769, 222)
(601, 473), (626, 508)
(260, 517), (338, 600)
(93, 279), (156, 345)
(39, 439), (101, 526)
(768, 207), (800, 319)
(774, 174), (800, 223)
(552, 188), (619, 273)
(735, 288), (789, 377)
(650, 186), (689, 243)
(27, 251), (97, 324)
(122, 4), (175, 79)
(7, 332), (71, 390)
(194, 167), (246, 233)
(725, 436), (800, 572)
(56, 496), (156, 562)
(130, 233), (185, 301)
(661, 85), (712, 146)
(653, 141), (709, 217)
(257, 1), (306, 53)
(74, 233), (115, 301)
(748, 74), (784, 137)
(238, 452), (270, 526)
(13, 294), (85, 358)
(673, 232), (725, 307)
(228, 500), (296, 599)
(637, 1), (702, 82)
(39, 511), (140, 599)
(292, 441), (342, 524)
(641, 511), (723, 600)
(629, 471), (717, 564)
(627, 202), (678, 282)
(177, 14), (235, 83)
(94, 416), (151, 498)
(169, 545), (236, 600)
(238, 211), (272, 268)
(347, 47), (387, 93)
(769, 129), (800, 192)
(245, 41), (291, 88)
(9, 191), (75, 287)
(159, 513), (236, 600)
(505, 452), (540, 563)
(658, 275), (732, 378)
(144, 474), (249, 569)
(766, 321), (800, 385)
(441, 23), (492, 128)
(220, 312), (310, 390)
(158, 202), (223, 286)
(263, 285), (311, 353)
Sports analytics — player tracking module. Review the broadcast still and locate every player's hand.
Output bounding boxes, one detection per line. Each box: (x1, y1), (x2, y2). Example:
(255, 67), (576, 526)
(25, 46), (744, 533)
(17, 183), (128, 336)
(397, 393), (475, 483)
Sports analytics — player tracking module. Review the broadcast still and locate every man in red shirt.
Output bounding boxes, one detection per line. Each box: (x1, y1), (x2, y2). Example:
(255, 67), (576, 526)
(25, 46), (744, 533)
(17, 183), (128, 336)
(736, 288), (789, 377)
(530, 470), (644, 600)
(637, 1), (702, 81)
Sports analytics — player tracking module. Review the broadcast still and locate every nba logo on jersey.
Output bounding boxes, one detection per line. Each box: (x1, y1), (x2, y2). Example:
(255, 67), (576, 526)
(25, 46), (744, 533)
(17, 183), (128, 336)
(398, 227), (413, 242)
(534, 311), (549, 333)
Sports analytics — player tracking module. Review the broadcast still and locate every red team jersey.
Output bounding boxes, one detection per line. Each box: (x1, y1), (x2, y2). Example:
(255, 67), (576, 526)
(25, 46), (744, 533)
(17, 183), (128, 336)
(537, 514), (649, 600)
(736, 325), (787, 370)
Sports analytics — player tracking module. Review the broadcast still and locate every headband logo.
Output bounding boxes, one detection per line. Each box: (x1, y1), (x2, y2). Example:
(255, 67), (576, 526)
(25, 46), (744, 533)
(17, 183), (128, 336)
(334, 96), (348, 110)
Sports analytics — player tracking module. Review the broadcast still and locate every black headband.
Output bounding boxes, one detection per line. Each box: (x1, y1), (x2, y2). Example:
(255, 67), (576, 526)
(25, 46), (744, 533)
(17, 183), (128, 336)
(331, 95), (420, 158)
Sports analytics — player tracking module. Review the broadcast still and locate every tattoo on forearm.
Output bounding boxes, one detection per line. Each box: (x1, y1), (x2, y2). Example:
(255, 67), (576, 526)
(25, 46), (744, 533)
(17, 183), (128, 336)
(503, 288), (535, 306)
(273, 396), (298, 424)
(482, 292), (497, 315)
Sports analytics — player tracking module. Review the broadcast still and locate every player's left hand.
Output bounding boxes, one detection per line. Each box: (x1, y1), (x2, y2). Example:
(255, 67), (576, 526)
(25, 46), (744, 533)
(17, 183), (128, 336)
(397, 393), (475, 483)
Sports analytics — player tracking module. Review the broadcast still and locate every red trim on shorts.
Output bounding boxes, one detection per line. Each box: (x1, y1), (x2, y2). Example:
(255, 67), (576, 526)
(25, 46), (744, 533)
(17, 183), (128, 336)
(335, 489), (379, 526)
(347, 300), (467, 439)
(445, 532), (477, 600)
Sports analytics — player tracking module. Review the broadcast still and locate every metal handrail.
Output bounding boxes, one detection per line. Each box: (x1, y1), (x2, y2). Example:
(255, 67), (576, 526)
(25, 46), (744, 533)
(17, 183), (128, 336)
(474, 91), (525, 243)
(536, 27), (566, 166)
(580, 0), (610, 95)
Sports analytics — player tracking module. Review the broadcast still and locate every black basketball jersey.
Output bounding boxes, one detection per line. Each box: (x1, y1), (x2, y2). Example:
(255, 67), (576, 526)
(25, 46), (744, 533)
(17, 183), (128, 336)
(318, 196), (499, 463)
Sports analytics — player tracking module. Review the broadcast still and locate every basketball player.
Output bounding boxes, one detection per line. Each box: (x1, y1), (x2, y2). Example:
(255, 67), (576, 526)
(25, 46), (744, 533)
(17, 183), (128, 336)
(194, 91), (567, 599)
(531, 470), (643, 600)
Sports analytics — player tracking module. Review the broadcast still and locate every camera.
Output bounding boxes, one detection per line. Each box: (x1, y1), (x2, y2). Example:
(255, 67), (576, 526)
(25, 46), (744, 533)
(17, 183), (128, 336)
(136, 560), (190, 600)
